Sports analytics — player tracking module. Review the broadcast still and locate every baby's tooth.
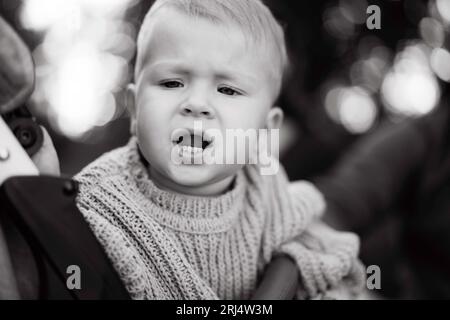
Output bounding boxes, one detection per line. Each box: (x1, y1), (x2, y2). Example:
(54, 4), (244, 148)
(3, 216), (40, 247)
(179, 145), (203, 157)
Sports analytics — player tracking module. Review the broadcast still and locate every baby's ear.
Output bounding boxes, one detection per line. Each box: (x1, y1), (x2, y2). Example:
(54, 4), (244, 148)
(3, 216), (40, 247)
(266, 106), (284, 130)
(125, 83), (137, 136)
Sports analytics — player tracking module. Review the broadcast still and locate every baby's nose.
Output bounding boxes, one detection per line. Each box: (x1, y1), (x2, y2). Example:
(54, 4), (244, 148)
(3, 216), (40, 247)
(180, 103), (215, 119)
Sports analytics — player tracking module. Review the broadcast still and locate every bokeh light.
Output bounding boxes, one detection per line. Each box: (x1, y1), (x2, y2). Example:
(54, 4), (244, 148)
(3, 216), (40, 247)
(339, 0), (368, 25)
(430, 47), (450, 82)
(325, 86), (378, 134)
(323, 5), (355, 40)
(381, 43), (440, 117)
(19, 0), (137, 139)
(436, 0), (450, 25)
(419, 17), (445, 48)
(350, 45), (391, 93)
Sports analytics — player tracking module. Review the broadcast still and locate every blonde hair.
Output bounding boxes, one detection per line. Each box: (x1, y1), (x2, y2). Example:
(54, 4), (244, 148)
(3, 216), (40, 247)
(134, 0), (289, 97)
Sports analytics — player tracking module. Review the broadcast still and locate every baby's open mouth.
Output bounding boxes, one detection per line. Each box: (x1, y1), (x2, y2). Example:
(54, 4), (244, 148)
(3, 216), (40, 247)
(175, 134), (211, 149)
(172, 129), (214, 156)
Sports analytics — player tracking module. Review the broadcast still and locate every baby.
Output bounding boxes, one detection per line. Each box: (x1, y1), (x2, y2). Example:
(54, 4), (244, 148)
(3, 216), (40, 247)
(75, 0), (365, 299)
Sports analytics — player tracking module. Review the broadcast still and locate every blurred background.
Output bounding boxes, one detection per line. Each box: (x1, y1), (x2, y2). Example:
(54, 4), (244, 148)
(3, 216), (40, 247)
(1, 0), (450, 299)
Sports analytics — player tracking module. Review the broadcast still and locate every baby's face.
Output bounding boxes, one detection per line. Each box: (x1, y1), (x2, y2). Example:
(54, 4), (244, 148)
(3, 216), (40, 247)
(130, 8), (282, 196)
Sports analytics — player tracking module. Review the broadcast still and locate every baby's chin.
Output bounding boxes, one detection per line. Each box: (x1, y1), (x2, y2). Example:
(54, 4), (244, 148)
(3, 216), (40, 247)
(169, 162), (238, 185)
(158, 162), (242, 196)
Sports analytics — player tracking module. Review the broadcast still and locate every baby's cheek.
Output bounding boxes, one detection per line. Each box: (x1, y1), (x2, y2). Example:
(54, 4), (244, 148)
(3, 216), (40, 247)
(243, 104), (270, 127)
(224, 107), (261, 128)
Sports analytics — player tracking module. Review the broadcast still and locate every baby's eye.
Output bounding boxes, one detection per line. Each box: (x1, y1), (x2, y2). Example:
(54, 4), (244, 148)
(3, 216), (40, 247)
(218, 86), (242, 96)
(160, 80), (184, 88)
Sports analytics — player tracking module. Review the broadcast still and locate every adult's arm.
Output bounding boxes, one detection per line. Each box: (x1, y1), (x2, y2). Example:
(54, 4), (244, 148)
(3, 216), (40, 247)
(314, 105), (449, 233)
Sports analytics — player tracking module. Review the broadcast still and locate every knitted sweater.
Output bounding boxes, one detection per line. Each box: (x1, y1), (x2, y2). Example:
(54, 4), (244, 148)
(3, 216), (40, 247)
(74, 138), (365, 299)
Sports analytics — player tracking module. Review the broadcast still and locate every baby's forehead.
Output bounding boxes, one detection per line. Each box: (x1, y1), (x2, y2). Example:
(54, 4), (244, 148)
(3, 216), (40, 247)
(139, 7), (262, 56)
(140, 2), (261, 40)
(144, 11), (260, 58)
(135, 2), (287, 96)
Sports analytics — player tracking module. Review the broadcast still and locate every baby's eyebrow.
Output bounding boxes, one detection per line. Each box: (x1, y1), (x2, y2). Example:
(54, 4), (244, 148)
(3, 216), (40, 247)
(215, 72), (256, 85)
(146, 61), (190, 76)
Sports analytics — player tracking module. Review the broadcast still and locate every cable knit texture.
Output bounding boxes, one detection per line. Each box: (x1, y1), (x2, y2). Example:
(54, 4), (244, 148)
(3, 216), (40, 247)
(74, 138), (365, 299)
